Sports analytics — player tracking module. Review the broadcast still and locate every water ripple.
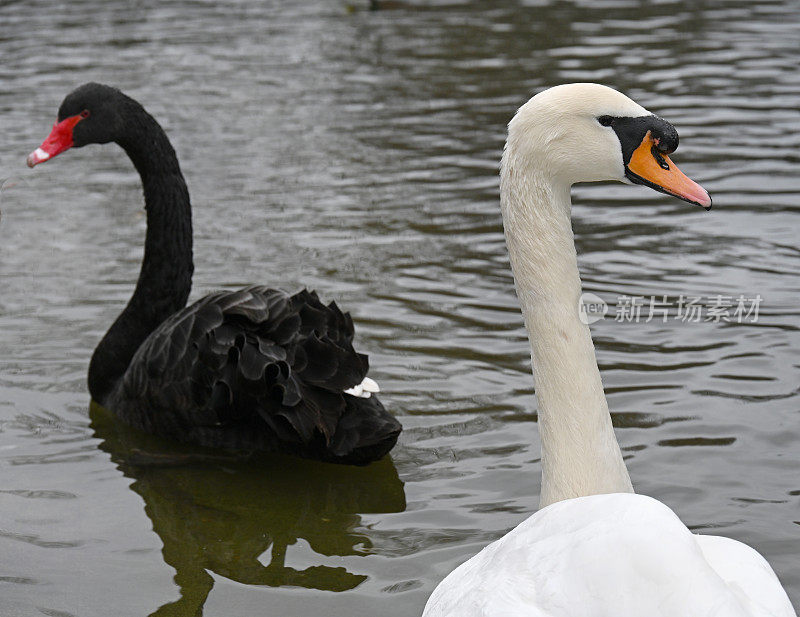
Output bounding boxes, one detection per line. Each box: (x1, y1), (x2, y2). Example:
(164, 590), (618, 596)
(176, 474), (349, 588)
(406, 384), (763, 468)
(1, 0), (798, 614)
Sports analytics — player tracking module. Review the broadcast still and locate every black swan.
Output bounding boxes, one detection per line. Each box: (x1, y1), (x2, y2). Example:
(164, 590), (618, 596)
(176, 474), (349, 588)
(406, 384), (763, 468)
(27, 83), (401, 465)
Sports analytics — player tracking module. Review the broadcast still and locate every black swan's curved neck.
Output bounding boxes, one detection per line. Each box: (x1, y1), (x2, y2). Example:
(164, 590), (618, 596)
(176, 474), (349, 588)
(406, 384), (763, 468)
(88, 105), (194, 404)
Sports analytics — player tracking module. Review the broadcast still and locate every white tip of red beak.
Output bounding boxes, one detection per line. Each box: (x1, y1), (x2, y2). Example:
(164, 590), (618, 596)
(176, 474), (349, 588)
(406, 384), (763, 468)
(27, 147), (50, 168)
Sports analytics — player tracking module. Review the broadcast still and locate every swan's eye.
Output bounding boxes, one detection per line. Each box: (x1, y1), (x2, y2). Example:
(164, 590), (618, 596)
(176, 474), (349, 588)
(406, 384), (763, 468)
(80, 110), (90, 119)
(597, 116), (614, 127)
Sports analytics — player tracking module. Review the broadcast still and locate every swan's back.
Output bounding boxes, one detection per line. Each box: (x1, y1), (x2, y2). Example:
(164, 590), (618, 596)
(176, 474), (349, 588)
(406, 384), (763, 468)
(109, 286), (401, 464)
(422, 493), (795, 617)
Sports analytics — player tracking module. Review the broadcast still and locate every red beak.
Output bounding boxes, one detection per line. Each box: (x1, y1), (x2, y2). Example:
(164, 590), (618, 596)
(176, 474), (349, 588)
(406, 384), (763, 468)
(27, 114), (84, 167)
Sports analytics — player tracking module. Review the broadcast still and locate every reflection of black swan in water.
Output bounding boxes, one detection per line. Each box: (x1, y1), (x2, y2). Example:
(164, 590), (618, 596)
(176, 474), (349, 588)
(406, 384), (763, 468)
(27, 83), (401, 465)
(90, 403), (406, 616)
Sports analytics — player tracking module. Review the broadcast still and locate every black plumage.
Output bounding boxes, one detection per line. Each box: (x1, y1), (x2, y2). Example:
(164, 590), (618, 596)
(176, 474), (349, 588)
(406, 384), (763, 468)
(29, 83), (401, 465)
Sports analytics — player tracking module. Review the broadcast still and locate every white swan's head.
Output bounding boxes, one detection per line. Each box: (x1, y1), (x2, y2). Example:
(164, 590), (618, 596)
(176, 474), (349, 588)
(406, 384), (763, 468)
(503, 83), (711, 209)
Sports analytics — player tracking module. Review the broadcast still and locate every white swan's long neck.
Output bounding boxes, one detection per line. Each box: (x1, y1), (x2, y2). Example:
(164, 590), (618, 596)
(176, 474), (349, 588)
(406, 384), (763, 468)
(500, 151), (633, 509)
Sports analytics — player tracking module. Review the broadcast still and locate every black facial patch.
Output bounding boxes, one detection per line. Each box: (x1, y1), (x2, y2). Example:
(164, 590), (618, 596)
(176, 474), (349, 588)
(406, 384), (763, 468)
(651, 146), (670, 170)
(599, 114), (680, 165)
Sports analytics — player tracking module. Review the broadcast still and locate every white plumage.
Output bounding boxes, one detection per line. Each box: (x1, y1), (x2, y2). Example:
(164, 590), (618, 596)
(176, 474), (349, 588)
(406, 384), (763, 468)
(421, 84), (796, 617)
(423, 493), (795, 617)
(344, 376), (380, 398)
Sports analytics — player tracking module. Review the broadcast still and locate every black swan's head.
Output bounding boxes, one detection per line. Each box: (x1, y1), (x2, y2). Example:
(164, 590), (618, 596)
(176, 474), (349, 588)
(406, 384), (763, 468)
(27, 83), (139, 167)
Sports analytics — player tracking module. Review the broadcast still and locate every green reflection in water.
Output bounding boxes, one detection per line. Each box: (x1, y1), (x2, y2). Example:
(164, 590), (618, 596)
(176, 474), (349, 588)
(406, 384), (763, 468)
(90, 403), (406, 616)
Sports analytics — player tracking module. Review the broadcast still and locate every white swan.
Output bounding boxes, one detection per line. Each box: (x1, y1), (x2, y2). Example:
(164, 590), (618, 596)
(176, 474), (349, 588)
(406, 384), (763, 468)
(421, 84), (796, 617)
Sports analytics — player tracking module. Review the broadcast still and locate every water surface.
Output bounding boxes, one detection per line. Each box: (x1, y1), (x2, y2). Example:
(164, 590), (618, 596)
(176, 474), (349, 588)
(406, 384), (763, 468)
(1, 1), (798, 616)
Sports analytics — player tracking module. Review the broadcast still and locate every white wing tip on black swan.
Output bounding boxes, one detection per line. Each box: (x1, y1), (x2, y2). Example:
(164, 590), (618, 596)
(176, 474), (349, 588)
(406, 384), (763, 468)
(344, 376), (381, 399)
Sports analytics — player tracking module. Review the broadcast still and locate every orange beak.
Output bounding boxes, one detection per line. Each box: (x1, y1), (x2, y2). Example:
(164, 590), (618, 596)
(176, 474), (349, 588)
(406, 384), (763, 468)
(626, 131), (711, 210)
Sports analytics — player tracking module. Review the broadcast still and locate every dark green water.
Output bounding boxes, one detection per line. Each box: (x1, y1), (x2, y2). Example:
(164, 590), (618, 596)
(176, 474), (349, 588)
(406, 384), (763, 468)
(1, 1), (798, 615)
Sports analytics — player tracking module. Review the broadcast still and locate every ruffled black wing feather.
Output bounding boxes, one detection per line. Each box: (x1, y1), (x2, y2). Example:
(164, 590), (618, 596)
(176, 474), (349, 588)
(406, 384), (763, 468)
(111, 287), (400, 464)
